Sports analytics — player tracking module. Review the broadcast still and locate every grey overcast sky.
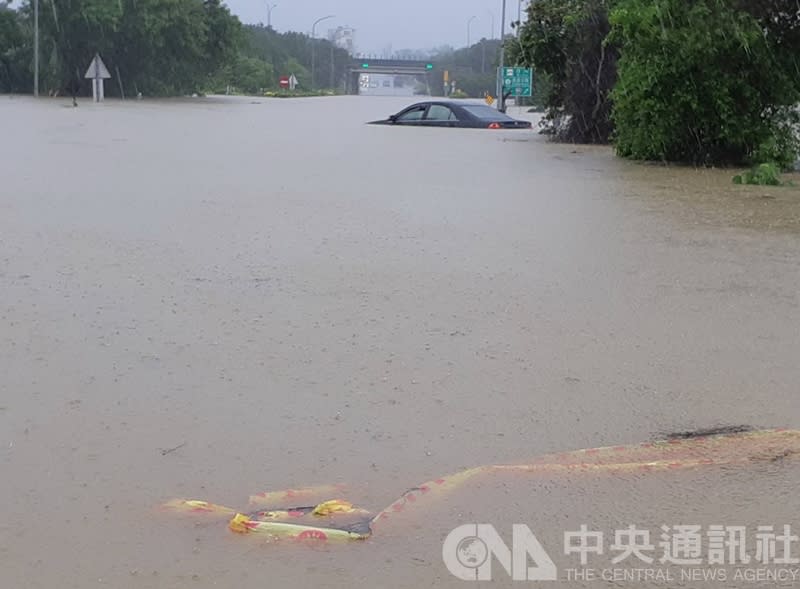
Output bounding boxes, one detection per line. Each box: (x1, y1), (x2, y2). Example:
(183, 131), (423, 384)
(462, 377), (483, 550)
(225, 0), (521, 54)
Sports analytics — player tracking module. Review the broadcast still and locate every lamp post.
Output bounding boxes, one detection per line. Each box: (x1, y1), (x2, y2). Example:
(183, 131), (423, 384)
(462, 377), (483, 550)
(498, 0), (507, 112)
(488, 11), (495, 40)
(311, 15), (335, 91)
(467, 15), (476, 48)
(33, 0), (39, 97)
(266, 3), (277, 28)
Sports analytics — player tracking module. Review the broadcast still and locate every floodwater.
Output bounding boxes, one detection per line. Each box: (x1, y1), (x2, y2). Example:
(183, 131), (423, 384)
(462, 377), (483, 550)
(1, 94), (799, 588)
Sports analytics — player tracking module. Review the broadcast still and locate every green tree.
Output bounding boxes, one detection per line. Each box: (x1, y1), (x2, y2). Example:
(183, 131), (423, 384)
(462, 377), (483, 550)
(203, 0), (242, 72)
(510, 0), (617, 142)
(232, 55), (274, 93)
(610, 0), (800, 165)
(0, 2), (28, 92)
(430, 39), (502, 98)
(114, 0), (209, 95)
(241, 25), (349, 91)
(37, 0), (122, 95)
(9, 0), (241, 96)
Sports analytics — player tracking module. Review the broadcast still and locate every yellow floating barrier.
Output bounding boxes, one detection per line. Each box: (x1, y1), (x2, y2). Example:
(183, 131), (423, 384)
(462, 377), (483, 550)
(162, 428), (800, 543)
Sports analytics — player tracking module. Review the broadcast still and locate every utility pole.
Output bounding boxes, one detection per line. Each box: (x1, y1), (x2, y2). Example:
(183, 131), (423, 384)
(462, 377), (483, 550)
(498, 0), (507, 112)
(33, 0), (39, 97)
(310, 15), (334, 91)
(330, 42), (335, 90)
(266, 3), (276, 28)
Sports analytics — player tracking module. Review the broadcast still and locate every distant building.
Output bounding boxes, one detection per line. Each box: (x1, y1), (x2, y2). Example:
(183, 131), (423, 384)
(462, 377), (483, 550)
(328, 26), (356, 54)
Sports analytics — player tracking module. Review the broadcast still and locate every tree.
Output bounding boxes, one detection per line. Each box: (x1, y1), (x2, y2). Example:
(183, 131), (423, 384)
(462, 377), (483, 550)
(0, 2), (28, 92)
(232, 55), (274, 93)
(8, 0), (241, 96)
(610, 0), (800, 165)
(510, 0), (617, 142)
(37, 0), (122, 96)
(240, 25), (348, 91)
(3, 1), (359, 97)
(429, 39), (502, 98)
(203, 0), (242, 72)
(114, 0), (211, 95)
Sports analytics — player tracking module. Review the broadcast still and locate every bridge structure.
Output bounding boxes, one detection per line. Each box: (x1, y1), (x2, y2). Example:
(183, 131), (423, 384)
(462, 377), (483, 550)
(345, 58), (436, 95)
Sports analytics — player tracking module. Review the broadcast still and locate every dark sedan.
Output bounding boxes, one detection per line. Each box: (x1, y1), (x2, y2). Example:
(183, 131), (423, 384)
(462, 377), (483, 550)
(369, 101), (532, 129)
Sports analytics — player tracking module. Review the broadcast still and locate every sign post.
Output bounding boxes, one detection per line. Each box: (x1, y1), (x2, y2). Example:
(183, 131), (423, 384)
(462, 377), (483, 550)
(84, 54), (111, 102)
(499, 67), (533, 100)
(498, 0), (507, 112)
(33, 0), (38, 96)
(289, 74), (299, 90)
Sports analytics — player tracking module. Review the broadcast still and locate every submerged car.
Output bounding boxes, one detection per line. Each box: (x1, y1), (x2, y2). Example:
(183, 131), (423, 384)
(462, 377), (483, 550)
(369, 101), (532, 129)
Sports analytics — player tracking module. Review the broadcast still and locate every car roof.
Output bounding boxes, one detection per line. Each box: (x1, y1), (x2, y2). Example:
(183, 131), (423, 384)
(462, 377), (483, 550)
(394, 100), (514, 120)
(409, 100), (482, 107)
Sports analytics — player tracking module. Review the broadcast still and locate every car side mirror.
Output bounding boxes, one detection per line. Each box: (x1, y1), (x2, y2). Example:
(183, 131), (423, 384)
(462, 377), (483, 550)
(388, 114), (398, 123)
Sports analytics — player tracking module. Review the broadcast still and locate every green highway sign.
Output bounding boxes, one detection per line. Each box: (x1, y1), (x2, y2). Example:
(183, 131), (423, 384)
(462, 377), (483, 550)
(500, 67), (533, 97)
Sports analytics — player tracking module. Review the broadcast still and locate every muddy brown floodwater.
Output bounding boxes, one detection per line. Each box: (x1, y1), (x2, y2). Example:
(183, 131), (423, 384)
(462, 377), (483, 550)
(1, 95), (799, 588)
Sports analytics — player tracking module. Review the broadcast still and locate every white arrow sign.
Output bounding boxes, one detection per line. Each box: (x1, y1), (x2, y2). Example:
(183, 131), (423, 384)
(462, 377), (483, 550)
(289, 74), (298, 90)
(84, 53), (111, 103)
(84, 54), (111, 80)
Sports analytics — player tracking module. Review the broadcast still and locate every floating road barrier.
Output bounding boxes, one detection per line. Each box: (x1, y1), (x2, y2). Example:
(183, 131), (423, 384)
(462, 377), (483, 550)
(162, 428), (800, 543)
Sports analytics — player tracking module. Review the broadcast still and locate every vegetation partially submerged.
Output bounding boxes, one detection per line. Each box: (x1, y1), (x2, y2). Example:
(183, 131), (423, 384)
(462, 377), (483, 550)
(733, 163), (793, 187)
(510, 0), (800, 171)
(0, 1), (347, 97)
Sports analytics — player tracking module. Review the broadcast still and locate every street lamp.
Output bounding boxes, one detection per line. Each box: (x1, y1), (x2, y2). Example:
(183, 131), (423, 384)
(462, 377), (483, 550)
(266, 3), (277, 28)
(487, 10), (495, 40)
(498, 0), (508, 112)
(33, 0), (39, 97)
(467, 15), (476, 48)
(311, 15), (335, 91)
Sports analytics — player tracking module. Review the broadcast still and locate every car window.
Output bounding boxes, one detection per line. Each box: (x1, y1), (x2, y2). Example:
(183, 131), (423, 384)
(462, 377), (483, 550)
(396, 106), (427, 121)
(461, 105), (514, 121)
(426, 105), (458, 121)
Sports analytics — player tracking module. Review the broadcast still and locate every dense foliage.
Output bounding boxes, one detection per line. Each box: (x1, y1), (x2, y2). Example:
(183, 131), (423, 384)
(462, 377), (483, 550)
(234, 25), (349, 93)
(512, 0), (800, 166)
(509, 0), (617, 143)
(611, 0), (800, 166)
(0, 1), (28, 92)
(0, 1), (347, 96)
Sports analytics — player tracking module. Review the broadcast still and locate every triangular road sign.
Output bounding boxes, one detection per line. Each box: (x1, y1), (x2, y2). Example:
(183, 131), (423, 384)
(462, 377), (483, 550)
(84, 54), (111, 80)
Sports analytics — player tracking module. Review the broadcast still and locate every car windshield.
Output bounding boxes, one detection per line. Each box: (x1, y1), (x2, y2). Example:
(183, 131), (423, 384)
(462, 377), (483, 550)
(461, 105), (515, 121)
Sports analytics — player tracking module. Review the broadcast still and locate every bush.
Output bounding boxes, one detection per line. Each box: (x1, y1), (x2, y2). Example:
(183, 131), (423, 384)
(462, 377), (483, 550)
(733, 163), (784, 186)
(610, 0), (800, 165)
